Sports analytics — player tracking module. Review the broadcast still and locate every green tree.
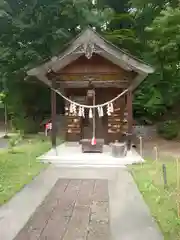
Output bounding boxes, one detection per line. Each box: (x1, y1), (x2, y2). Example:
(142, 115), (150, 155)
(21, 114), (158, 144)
(0, 0), (111, 132)
(134, 6), (180, 122)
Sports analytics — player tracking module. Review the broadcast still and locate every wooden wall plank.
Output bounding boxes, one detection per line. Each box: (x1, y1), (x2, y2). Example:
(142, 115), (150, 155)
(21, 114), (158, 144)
(51, 79), (56, 147)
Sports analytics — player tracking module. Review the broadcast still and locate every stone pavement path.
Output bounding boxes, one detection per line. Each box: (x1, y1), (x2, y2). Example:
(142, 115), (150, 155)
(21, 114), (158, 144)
(14, 179), (109, 240)
(0, 166), (163, 240)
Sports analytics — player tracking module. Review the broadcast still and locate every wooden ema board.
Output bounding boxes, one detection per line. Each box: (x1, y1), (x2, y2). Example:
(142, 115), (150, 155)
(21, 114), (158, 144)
(107, 99), (128, 135)
(122, 108), (128, 134)
(66, 116), (81, 134)
(64, 92), (128, 142)
(65, 96), (86, 140)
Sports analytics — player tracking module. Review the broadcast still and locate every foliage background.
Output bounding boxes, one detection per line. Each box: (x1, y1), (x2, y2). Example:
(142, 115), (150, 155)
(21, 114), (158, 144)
(0, 0), (180, 131)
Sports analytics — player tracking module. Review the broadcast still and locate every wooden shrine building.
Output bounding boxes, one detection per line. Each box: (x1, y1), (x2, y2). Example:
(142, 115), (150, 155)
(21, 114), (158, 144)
(27, 27), (154, 147)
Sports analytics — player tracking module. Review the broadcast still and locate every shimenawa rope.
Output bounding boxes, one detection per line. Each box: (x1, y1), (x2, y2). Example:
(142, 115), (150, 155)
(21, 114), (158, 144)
(51, 87), (128, 109)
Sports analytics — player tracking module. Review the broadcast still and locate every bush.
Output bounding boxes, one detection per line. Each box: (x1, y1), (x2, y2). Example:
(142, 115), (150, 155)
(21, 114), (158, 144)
(8, 132), (23, 152)
(11, 116), (40, 134)
(157, 120), (179, 140)
(23, 117), (40, 134)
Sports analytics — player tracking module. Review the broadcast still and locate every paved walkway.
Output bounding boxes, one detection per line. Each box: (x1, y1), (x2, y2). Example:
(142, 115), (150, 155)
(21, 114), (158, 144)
(14, 179), (109, 240)
(0, 166), (163, 240)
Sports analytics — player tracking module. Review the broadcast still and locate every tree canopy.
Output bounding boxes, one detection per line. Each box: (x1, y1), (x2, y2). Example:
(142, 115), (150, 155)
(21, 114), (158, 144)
(0, 0), (180, 131)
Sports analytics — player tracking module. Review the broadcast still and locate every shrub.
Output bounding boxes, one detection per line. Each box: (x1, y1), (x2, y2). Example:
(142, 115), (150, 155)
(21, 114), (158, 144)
(8, 132), (23, 153)
(11, 116), (40, 134)
(157, 120), (179, 140)
(23, 117), (40, 134)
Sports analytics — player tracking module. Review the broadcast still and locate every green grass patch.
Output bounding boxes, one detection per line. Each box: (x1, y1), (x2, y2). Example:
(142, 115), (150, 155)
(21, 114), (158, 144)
(0, 135), (52, 205)
(130, 160), (180, 239)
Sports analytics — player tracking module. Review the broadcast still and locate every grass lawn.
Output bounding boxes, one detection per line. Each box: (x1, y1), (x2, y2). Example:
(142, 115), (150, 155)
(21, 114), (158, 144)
(0, 135), (52, 205)
(130, 159), (180, 240)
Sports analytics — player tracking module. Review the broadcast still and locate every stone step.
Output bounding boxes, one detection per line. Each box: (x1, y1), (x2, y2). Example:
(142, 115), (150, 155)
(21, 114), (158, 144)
(38, 147), (144, 167)
(41, 159), (127, 168)
(40, 157), (141, 166)
(48, 163), (126, 168)
(42, 159), (127, 164)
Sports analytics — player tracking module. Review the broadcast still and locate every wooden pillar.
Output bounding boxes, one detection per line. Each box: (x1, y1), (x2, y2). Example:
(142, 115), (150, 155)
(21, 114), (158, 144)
(51, 80), (56, 147)
(127, 89), (133, 150)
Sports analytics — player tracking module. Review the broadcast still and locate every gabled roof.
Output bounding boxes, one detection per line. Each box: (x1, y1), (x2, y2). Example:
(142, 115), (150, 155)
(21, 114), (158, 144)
(27, 26), (154, 90)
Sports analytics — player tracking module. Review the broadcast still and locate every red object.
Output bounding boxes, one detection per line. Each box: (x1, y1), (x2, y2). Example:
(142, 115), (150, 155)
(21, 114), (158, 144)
(91, 137), (96, 145)
(45, 122), (52, 130)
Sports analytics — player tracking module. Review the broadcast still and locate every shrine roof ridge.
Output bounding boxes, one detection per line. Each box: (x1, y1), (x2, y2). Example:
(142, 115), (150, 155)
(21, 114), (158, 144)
(27, 26), (154, 90)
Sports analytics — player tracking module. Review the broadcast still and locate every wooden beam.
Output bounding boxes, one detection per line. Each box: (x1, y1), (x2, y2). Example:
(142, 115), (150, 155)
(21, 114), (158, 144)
(127, 90), (133, 133)
(56, 79), (128, 83)
(127, 89), (133, 150)
(51, 79), (57, 147)
(56, 80), (128, 88)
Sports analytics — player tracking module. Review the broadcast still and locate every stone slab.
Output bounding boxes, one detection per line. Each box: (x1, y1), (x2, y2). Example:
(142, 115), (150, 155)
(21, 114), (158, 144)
(14, 179), (110, 240)
(39, 143), (144, 167)
(0, 167), (62, 240)
(109, 168), (164, 240)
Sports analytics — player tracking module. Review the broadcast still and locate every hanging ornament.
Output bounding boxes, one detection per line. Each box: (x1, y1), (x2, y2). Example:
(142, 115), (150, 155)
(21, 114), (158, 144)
(107, 103), (114, 116)
(81, 107), (85, 118)
(98, 107), (101, 117)
(78, 106), (82, 117)
(69, 103), (76, 115)
(89, 108), (93, 118)
(109, 103), (114, 113)
(98, 106), (104, 117)
(72, 103), (77, 116)
(78, 106), (85, 118)
(107, 103), (111, 116)
(91, 136), (97, 145)
(69, 103), (74, 114)
(100, 107), (104, 117)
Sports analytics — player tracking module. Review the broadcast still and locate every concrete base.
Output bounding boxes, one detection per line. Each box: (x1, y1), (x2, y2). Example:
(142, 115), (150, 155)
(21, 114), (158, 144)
(39, 142), (144, 168)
